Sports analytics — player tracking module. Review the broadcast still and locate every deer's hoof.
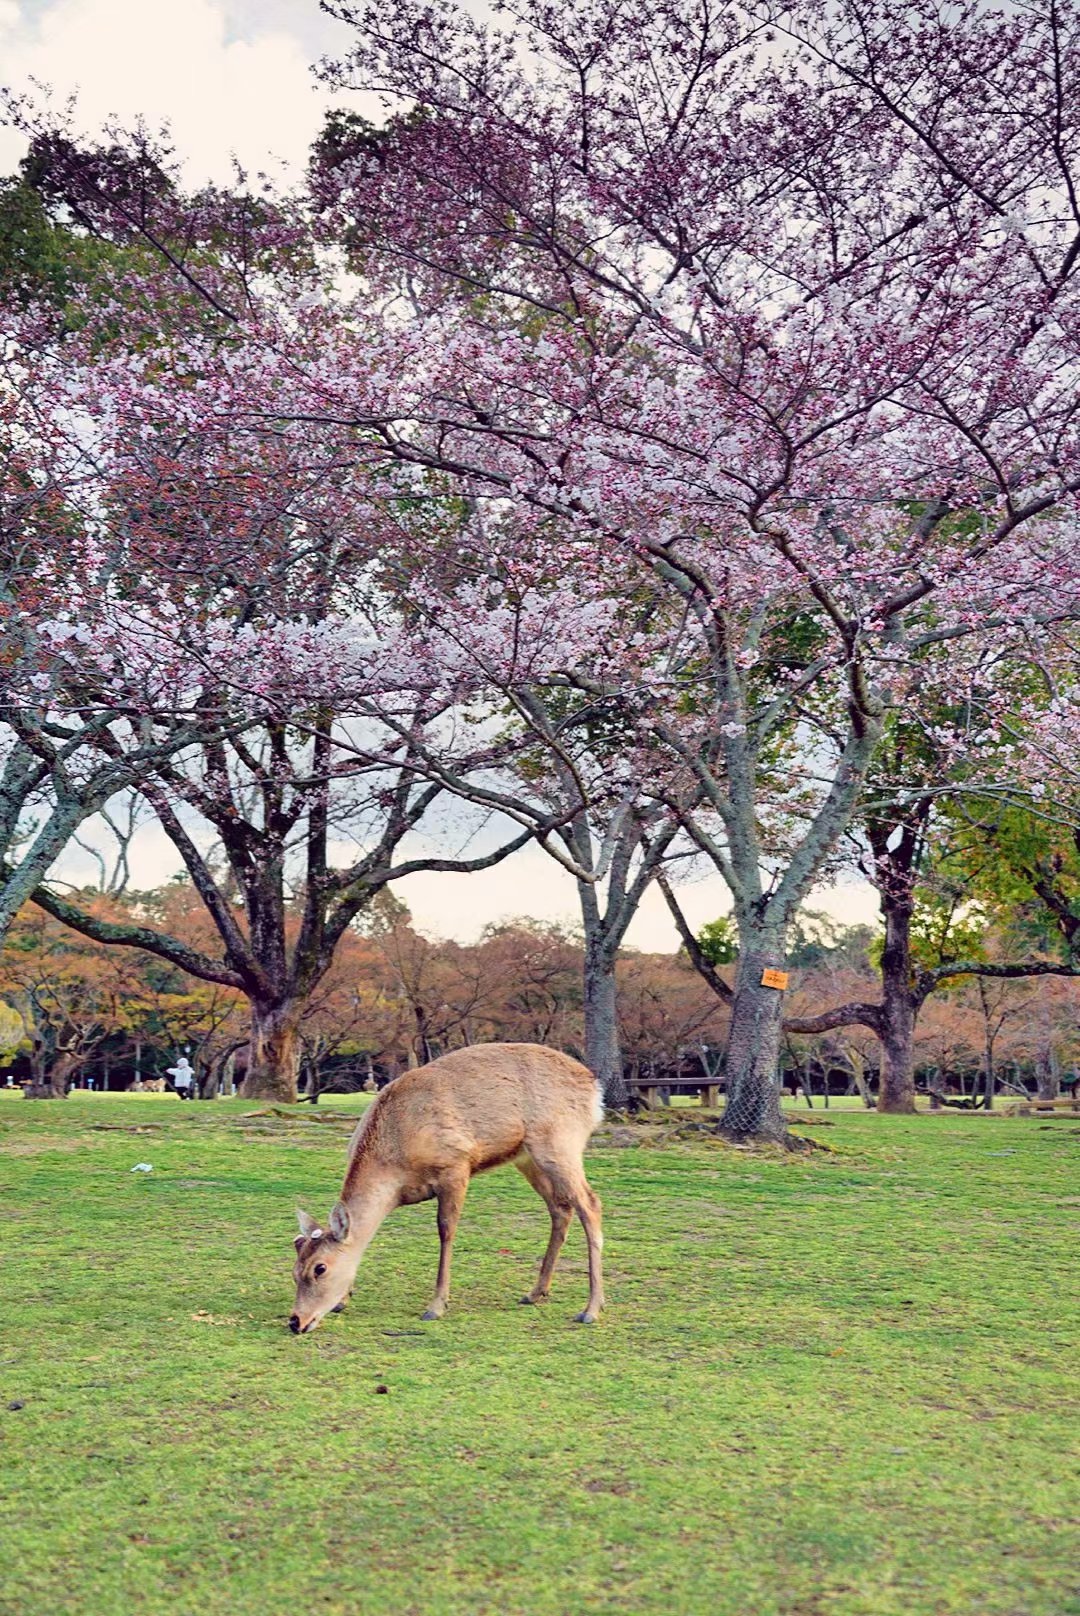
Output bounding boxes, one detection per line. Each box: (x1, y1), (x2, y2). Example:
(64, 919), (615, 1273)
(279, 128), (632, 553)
(573, 1310), (599, 1325)
(519, 1292), (547, 1305)
(420, 1306), (444, 1322)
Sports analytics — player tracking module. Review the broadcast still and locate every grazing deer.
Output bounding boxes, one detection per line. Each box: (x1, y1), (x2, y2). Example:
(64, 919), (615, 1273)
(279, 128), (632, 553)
(289, 1043), (605, 1332)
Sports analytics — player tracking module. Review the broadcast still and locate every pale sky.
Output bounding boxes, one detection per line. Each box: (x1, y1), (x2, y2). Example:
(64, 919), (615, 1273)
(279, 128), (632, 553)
(54, 808), (881, 951)
(4, 0), (881, 948)
(0, 0), (352, 184)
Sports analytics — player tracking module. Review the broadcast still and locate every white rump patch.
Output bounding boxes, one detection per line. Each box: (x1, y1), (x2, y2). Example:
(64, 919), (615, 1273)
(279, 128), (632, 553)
(592, 1081), (605, 1129)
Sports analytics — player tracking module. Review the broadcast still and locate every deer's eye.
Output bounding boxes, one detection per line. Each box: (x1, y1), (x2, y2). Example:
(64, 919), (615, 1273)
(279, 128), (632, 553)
(313, 1263), (327, 1278)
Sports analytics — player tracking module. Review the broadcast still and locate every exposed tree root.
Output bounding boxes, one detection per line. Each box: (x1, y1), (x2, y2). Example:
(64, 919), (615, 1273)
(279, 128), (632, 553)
(597, 1112), (832, 1153)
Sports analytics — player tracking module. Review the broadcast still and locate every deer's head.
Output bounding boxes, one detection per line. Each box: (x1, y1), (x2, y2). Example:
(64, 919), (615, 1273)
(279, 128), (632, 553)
(289, 1204), (357, 1333)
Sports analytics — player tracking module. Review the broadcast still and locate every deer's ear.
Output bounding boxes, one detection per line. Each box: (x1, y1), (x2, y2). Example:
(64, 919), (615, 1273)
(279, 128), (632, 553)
(329, 1202), (351, 1242)
(296, 1208), (319, 1238)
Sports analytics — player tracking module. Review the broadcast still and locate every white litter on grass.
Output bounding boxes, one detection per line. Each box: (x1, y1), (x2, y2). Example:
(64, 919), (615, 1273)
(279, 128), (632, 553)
(131, 1163), (154, 1173)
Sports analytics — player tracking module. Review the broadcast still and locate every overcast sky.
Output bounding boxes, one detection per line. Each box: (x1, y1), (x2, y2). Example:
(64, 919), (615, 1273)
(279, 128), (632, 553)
(2, 0), (880, 946)
(0, 0), (354, 183)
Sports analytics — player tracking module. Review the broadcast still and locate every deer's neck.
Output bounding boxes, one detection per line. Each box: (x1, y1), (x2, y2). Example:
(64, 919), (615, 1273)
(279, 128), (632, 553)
(340, 1166), (399, 1260)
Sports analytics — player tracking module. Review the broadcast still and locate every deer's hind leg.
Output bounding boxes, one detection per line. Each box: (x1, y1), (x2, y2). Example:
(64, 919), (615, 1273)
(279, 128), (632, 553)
(521, 1148), (605, 1324)
(569, 1172), (605, 1324)
(516, 1154), (572, 1305)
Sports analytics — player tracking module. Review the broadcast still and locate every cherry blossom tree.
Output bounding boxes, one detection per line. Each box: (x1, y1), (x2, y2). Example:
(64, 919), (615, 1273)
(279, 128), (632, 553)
(10, 370), (569, 1101)
(12, 0), (1080, 1137)
(1, 185), (650, 1102)
(301, 0), (1080, 1139)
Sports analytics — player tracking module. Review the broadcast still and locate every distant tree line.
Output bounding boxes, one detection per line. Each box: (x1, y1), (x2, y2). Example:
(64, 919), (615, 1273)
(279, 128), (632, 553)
(2, 878), (1075, 1109)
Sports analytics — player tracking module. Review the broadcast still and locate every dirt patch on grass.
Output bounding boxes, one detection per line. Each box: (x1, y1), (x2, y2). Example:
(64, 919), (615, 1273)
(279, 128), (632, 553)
(1, 1136), (89, 1157)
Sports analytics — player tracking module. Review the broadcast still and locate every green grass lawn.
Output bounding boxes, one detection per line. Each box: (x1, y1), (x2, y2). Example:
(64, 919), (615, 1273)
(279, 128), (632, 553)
(1, 1095), (1076, 1616)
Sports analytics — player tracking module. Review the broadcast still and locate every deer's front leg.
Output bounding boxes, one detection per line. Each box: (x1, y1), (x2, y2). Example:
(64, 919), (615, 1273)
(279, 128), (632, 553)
(422, 1174), (468, 1320)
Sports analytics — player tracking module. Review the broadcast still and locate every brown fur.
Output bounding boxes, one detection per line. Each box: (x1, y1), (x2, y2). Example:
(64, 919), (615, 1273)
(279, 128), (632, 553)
(290, 1043), (605, 1331)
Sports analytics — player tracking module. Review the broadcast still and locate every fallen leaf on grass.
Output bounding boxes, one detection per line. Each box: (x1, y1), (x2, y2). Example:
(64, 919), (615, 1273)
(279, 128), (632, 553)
(191, 1310), (239, 1327)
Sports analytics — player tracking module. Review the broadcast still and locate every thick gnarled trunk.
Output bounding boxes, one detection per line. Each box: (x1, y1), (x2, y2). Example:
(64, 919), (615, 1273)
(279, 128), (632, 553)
(720, 941), (789, 1144)
(709, 706), (881, 1145)
(24, 1048), (79, 1099)
(877, 888), (917, 1113)
(583, 941), (625, 1108)
(24, 1073), (69, 1099)
(878, 997), (916, 1113)
(242, 1001), (302, 1102)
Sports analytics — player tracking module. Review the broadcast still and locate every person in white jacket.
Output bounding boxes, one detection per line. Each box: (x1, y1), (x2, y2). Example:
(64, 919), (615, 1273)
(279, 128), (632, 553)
(167, 1055), (195, 1100)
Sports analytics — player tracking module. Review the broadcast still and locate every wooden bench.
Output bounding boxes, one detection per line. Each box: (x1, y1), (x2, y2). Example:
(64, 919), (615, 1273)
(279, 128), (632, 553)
(628, 1074), (722, 1109)
(1005, 1097), (1080, 1116)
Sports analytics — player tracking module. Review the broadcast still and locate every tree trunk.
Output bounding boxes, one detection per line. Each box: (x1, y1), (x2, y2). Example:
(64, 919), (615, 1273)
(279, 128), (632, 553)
(1035, 1043), (1060, 1102)
(981, 1045), (997, 1111)
(198, 1057), (223, 1100)
(25, 1050), (78, 1099)
(976, 982), (996, 1111)
(848, 1049), (874, 1110)
(583, 940), (627, 1108)
(242, 1001), (301, 1102)
(720, 940), (790, 1144)
(24, 1074), (69, 1098)
(877, 892), (917, 1113)
(878, 995), (916, 1112)
(412, 1005), (432, 1066)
